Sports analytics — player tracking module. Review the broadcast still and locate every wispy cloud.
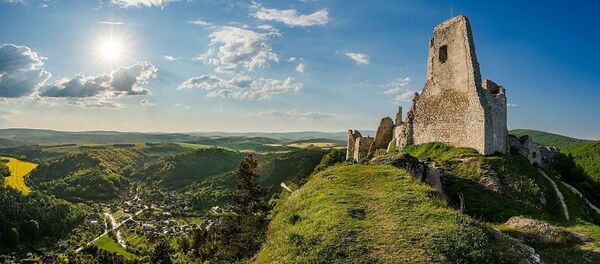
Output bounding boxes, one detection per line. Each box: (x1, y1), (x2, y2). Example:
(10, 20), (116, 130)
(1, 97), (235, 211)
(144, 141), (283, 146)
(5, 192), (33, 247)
(163, 55), (177, 61)
(180, 75), (302, 100)
(188, 18), (212, 26)
(296, 63), (305, 73)
(345, 52), (370, 65)
(258, 109), (345, 121)
(140, 98), (155, 107)
(251, 2), (330, 27)
(98, 21), (125, 25)
(111, 0), (178, 8)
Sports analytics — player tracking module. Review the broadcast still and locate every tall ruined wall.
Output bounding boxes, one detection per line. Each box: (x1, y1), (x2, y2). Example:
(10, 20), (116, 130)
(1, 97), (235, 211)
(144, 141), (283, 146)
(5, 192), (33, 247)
(372, 117), (394, 150)
(409, 15), (505, 155)
(346, 130), (362, 160)
(481, 79), (508, 153)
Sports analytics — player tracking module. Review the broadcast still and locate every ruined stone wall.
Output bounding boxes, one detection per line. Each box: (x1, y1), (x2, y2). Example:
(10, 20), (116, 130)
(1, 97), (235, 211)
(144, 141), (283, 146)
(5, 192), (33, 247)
(353, 137), (374, 161)
(372, 117), (394, 150)
(346, 130), (362, 160)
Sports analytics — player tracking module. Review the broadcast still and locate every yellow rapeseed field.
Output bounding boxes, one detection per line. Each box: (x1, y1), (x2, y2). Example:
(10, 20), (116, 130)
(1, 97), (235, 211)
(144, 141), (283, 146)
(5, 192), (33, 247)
(2, 157), (38, 195)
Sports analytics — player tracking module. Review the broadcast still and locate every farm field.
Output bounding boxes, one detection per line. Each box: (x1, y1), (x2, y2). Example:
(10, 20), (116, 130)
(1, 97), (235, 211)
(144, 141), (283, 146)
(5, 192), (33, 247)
(288, 142), (337, 149)
(1, 157), (38, 194)
(95, 234), (139, 260)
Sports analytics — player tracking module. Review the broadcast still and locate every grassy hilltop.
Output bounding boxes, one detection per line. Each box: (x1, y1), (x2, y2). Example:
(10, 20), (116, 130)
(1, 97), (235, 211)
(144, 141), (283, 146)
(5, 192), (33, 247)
(255, 143), (600, 263)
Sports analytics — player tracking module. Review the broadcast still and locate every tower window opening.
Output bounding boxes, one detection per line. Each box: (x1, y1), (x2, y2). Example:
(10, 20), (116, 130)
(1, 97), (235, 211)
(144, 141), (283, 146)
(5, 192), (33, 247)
(439, 45), (448, 63)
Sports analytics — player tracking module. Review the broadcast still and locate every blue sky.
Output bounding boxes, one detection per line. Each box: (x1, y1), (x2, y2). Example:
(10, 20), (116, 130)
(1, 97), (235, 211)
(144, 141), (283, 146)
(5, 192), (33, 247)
(0, 0), (598, 139)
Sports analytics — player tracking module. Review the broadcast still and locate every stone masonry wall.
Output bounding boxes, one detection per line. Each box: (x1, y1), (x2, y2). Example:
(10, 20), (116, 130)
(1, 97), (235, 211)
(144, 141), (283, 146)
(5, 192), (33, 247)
(407, 15), (506, 155)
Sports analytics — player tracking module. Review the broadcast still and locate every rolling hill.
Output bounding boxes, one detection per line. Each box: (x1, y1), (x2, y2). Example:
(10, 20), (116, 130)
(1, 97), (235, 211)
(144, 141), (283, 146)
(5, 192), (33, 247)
(30, 148), (148, 201)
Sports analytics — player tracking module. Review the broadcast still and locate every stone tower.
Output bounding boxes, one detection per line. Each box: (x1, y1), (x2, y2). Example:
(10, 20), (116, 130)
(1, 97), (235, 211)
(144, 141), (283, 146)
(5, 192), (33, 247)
(346, 15), (507, 160)
(403, 15), (507, 155)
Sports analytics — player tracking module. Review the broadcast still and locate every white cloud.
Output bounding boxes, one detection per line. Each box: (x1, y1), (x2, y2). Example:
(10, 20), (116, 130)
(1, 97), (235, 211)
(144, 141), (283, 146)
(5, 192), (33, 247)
(296, 63), (305, 73)
(256, 24), (281, 37)
(98, 21), (125, 25)
(345, 52), (370, 65)
(67, 100), (123, 109)
(180, 74), (302, 100)
(198, 26), (278, 72)
(164, 55), (177, 61)
(382, 77), (411, 95)
(39, 61), (157, 98)
(251, 3), (330, 27)
(507, 103), (518, 108)
(174, 103), (191, 109)
(140, 98), (155, 107)
(394, 90), (416, 102)
(0, 44), (51, 98)
(259, 109), (341, 120)
(111, 0), (177, 8)
(188, 19), (212, 26)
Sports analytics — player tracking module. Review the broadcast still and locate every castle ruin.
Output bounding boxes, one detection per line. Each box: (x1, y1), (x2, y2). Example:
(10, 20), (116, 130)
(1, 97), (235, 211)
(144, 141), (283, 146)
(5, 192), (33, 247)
(347, 15), (508, 161)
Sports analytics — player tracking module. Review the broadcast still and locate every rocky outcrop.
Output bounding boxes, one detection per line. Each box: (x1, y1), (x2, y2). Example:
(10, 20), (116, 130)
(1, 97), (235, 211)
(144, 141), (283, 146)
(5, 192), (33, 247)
(505, 216), (592, 244)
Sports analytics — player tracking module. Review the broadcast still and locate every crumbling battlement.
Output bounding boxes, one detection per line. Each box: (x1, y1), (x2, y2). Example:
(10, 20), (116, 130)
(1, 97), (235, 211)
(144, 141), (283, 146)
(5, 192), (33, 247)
(347, 15), (509, 161)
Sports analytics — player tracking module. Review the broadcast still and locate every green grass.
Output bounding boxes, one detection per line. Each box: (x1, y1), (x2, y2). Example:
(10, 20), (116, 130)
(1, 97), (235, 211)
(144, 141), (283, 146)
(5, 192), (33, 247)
(254, 164), (527, 263)
(562, 141), (600, 184)
(401, 143), (600, 263)
(95, 234), (139, 259)
(401, 143), (561, 223)
(510, 129), (590, 148)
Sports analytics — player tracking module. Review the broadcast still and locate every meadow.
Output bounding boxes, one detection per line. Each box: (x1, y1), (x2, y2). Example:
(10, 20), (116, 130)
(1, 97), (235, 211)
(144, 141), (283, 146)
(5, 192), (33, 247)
(1, 157), (38, 194)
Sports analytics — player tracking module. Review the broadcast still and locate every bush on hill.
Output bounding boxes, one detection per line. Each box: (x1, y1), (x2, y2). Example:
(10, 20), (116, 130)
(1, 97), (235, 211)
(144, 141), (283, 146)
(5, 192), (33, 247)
(0, 160), (9, 177)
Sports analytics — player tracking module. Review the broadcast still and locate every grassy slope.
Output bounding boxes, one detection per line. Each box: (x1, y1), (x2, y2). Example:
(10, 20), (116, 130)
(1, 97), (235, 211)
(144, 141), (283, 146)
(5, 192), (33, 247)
(562, 142), (600, 183)
(255, 164), (527, 263)
(1, 157), (38, 194)
(402, 143), (600, 263)
(402, 143), (562, 222)
(95, 234), (139, 260)
(510, 129), (590, 148)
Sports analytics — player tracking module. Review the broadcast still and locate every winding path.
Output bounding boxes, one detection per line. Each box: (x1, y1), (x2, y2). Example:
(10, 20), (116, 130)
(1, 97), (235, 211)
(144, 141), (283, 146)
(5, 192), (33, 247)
(538, 169), (569, 220)
(560, 181), (600, 216)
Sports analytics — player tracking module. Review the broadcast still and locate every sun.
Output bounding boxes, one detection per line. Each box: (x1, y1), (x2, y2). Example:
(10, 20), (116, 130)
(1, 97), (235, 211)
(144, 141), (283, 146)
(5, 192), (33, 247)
(96, 37), (126, 63)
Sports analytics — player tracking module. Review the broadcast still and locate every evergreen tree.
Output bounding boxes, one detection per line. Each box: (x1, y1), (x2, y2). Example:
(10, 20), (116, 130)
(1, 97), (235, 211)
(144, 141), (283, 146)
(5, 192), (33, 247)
(7, 227), (19, 247)
(231, 154), (271, 216)
(151, 239), (173, 264)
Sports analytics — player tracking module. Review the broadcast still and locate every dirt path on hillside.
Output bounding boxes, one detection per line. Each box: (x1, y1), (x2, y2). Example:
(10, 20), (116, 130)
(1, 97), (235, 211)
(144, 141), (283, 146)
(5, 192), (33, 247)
(538, 169), (569, 220)
(560, 181), (600, 216)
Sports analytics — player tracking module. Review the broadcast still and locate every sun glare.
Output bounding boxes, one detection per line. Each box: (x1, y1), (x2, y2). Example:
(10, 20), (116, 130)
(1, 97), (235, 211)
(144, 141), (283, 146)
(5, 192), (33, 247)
(97, 38), (124, 62)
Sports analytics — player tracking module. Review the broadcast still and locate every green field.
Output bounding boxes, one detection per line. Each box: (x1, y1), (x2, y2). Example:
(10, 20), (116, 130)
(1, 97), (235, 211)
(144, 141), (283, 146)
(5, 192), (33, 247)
(288, 142), (336, 149)
(1, 157), (38, 194)
(95, 234), (139, 259)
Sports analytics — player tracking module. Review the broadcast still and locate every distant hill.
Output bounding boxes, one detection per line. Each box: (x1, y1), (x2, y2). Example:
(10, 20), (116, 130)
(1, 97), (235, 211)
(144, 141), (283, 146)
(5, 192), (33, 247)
(0, 128), (197, 145)
(0, 128), (360, 148)
(30, 148), (148, 201)
(510, 129), (593, 148)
